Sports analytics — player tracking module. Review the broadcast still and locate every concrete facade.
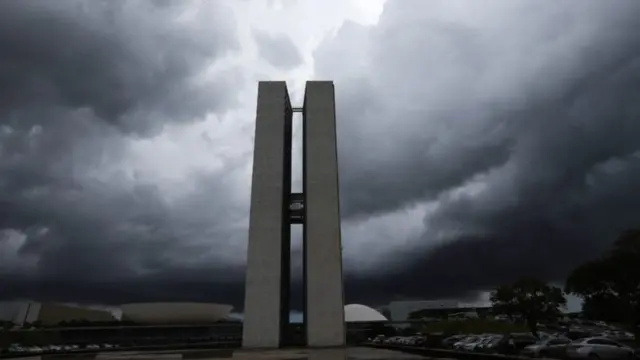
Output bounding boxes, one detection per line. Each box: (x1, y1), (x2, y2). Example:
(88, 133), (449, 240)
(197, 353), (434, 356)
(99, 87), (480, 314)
(243, 81), (345, 349)
(242, 82), (292, 348)
(303, 82), (346, 347)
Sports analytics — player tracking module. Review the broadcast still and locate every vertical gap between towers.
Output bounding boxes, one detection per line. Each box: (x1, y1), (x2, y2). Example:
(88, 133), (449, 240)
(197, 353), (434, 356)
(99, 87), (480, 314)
(290, 111), (304, 332)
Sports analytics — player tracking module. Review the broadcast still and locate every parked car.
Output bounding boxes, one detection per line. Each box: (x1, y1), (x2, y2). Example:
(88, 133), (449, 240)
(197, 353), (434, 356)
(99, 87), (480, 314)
(372, 335), (385, 344)
(442, 334), (467, 348)
(477, 335), (506, 353)
(458, 336), (490, 351)
(453, 336), (481, 350)
(601, 330), (635, 342)
(462, 335), (500, 352)
(566, 337), (635, 359)
(521, 337), (571, 358)
(383, 336), (401, 344)
(567, 329), (594, 340)
(406, 335), (426, 346)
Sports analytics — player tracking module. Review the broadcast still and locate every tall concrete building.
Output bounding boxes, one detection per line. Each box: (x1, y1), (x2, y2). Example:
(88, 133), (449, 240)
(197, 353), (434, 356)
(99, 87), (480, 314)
(242, 81), (345, 349)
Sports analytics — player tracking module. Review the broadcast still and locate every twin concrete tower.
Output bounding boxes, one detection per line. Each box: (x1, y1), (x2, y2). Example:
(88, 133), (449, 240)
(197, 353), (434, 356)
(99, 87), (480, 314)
(242, 81), (346, 348)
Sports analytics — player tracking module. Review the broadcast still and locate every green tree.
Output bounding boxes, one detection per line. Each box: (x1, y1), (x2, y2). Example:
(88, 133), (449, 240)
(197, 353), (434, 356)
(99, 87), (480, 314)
(566, 229), (640, 337)
(490, 278), (566, 337)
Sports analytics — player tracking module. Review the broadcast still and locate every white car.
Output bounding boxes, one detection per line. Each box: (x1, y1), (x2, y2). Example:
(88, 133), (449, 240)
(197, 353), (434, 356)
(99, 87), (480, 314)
(384, 336), (402, 344)
(521, 337), (571, 358)
(474, 335), (501, 352)
(604, 330), (635, 342)
(460, 336), (494, 352)
(28, 346), (43, 353)
(566, 337), (634, 359)
(479, 335), (505, 353)
(8, 344), (26, 353)
(454, 336), (480, 350)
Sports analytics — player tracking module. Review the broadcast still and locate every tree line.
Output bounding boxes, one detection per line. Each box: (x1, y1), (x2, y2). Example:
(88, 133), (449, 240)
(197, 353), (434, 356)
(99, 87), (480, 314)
(490, 229), (640, 338)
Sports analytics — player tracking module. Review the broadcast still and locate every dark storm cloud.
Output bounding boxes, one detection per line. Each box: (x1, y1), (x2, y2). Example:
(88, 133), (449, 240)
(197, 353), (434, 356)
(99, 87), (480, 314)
(0, 269), (246, 306)
(0, 0), (250, 305)
(0, 0), (239, 135)
(313, 0), (640, 304)
(0, 166), (251, 305)
(5, 0), (640, 311)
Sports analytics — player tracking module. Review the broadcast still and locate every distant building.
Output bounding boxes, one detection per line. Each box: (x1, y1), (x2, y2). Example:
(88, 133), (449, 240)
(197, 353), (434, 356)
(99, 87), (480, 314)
(39, 303), (116, 325)
(120, 302), (233, 324)
(344, 304), (388, 323)
(0, 301), (26, 323)
(388, 300), (491, 322)
(376, 305), (391, 320)
(344, 304), (391, 344)
(389, 300), (461, 321)
(0, 301), (115, 326)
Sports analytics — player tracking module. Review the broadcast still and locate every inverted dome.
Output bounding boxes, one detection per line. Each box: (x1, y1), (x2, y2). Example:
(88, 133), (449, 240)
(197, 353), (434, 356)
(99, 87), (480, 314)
(120, 302), (233, 324)
(344, 304), (388, 322)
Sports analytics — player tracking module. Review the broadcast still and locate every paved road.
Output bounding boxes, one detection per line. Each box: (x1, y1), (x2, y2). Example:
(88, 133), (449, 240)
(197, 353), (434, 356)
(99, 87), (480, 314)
(94, 347), (432, 360)
(4, 347), (441, 360)
(219, 347), (433, 360)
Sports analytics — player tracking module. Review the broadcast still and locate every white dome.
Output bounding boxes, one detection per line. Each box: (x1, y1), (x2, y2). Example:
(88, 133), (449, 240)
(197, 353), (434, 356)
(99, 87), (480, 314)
(344, 304), (388, 322)
(120, 302), (233, 324)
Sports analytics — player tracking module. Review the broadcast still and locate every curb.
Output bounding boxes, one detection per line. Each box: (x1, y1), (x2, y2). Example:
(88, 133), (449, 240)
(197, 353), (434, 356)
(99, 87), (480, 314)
(364, 344), (531, 360)
(2, 343), (239, 360)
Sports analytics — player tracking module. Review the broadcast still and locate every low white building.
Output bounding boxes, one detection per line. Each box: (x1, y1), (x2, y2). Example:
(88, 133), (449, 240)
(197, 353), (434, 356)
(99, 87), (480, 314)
(344, 304), (388, 323)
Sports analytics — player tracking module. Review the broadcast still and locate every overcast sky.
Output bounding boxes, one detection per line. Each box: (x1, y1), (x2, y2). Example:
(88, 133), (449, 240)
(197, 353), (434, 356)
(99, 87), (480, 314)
(1, 0), (640, 312)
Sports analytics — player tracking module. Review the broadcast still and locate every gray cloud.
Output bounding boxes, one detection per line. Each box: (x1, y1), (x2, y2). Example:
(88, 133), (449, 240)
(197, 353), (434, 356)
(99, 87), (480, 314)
(0, 0), (249, 305)
(0, 0), (240, 135)
(3, 0), (640, 311)
(315, 0), (640, 304)
(253, 31), (303, 70)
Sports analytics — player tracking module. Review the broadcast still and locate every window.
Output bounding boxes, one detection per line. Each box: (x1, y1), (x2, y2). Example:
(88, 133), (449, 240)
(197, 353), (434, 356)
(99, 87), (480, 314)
(548, 339), (569, 345)
(588, 339), (618, 346)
